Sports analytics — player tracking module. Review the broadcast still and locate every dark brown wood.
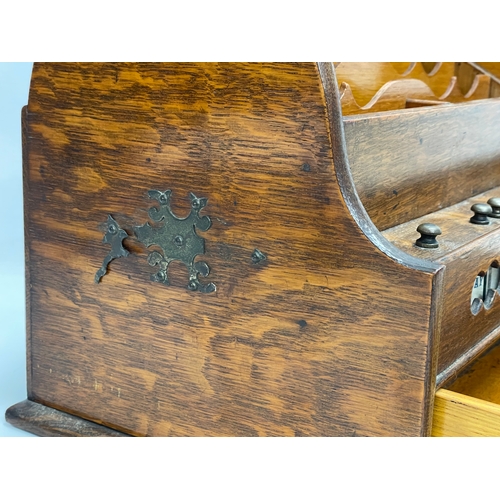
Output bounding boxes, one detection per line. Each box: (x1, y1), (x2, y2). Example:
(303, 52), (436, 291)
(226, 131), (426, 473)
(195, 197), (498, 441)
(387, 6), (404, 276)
(383, 186), (500, 377)
(319, 63), (443, 436)
(344, 99), (500, 230)
(382, 186), (500, 260)
(5, 400), (129, 436)
(10, 62), (443, 436)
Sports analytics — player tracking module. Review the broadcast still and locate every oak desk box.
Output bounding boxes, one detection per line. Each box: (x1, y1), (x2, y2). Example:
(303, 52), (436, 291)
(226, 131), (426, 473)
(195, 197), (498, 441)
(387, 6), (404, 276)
(7, 62), (500, 436)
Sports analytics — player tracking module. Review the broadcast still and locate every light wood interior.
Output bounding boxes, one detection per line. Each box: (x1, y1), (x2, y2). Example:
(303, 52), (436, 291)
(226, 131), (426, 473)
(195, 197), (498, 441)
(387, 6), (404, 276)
(433, 341), (500, 436)
(335, 62), (493, 115)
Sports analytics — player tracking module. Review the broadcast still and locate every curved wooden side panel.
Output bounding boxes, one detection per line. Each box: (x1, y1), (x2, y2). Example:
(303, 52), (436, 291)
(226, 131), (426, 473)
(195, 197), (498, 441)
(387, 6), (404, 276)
(17, 62), (442, 436)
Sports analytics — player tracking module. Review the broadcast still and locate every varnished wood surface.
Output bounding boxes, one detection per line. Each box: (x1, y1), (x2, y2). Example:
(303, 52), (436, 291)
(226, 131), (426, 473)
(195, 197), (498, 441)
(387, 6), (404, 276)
(339, 79), (441, 115)
(475, 63), (500, 80)
(381, 186), (500, 259)
(5, 400), (129, 436)
(344, 99), (500, 230)
(383, 187), (500, 374)
(433, 342), (500, 436)
(336, 62), (491, 115)
(335, 62), (456, 108)
(459, 62), (500, 98)
(17, 62), (442, 436)
(432, 388), (500, 436)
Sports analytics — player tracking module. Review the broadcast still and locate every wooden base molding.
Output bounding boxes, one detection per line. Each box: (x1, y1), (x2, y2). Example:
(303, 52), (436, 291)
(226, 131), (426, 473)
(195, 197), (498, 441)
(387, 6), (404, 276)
(5, 400), (129, 437)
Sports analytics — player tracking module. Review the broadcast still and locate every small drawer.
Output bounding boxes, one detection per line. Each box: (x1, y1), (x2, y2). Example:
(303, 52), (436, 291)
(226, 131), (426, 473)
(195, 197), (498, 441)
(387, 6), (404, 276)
(432, 342), (500, 436)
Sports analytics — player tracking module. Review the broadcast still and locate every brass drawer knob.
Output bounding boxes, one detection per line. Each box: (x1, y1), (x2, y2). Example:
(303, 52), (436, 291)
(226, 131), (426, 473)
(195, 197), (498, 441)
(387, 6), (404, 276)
(416, 223), (441, 248)
(470, 203), (492, 225)
(487, 198), (500, 218)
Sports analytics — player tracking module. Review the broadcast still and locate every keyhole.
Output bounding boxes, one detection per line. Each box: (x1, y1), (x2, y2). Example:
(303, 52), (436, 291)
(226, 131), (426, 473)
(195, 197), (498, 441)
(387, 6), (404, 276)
(484, 262), (500, 309)
(471, 272), (486, 315)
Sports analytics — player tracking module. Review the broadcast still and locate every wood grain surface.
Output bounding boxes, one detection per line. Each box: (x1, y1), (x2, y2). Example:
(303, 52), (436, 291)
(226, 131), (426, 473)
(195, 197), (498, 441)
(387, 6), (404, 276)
(335, 62), (492, 116)
(432, 388), (500, 436)
(344, 99), (500, 230)
(433, 341), (500, 436)
(339, 79), (441, 115)
(335, 62), (456, 107)
(5, 400), (129, 436)
(18, 63), (443, 436)
(459, 62), (500, 98)
(383, 187), (500, 376)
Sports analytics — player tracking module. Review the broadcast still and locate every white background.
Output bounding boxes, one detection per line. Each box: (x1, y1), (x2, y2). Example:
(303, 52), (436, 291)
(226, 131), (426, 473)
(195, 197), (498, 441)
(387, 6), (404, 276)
(0, 62), (35, 437)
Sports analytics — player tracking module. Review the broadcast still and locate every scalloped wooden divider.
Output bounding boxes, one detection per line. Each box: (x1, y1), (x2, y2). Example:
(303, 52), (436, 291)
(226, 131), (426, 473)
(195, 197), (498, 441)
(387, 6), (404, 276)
(403, 62), (456, 97)
(337, 62), (492, 115)
(440, 74), (491, 102)
(336, 62), (455, 106)
(463, 63), (500, 98)
(339, 79), (444, 115)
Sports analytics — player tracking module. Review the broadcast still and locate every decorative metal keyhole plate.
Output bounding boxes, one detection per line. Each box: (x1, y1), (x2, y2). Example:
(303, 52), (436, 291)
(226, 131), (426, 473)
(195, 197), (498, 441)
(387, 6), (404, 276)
(95, 189), (216, 293)
(135, 190), (215, 293)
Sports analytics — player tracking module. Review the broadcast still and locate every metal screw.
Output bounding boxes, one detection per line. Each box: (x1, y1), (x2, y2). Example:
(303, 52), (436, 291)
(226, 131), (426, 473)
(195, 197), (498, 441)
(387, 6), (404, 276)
(251, 249), (267, 263)
(108, 224), (117, 234)
(415, 223), (441, 248)
(470, 203), (492, 224)
(188, 281), (198, 290)
(487, 198), (500, 218)
(159, 194), (167, 204)
(157, 270), (166, 281)
(192, 199), (200, 209)
(174, 235), (184, 246)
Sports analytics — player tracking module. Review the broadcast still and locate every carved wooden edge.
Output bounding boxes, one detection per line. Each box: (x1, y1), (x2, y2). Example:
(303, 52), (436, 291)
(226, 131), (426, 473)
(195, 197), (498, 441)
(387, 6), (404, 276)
(317, 63), (443, 276)
(317, 62), (444, 436)
(21, 105), (34, 399)
(5, 400), (130, 437)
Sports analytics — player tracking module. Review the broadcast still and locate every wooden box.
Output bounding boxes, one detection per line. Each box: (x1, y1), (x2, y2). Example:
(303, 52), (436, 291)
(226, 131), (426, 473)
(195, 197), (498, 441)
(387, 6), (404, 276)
(7, 62), (500, 436)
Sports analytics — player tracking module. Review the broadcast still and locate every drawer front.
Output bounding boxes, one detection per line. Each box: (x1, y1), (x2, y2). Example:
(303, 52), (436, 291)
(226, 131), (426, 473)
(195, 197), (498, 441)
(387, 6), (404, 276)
(433, 342), (500, 436)
(432, 389), (500, 436)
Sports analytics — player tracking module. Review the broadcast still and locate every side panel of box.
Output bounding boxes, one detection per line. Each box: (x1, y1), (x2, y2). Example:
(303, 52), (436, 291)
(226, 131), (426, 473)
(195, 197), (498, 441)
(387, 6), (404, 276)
(21, 63), (441, 436)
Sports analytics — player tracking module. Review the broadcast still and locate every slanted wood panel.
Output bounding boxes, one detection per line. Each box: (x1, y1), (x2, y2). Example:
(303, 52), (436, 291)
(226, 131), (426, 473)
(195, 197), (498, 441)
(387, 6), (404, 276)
(344, 99), (500, 231)
(24, 63), (438, 436)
